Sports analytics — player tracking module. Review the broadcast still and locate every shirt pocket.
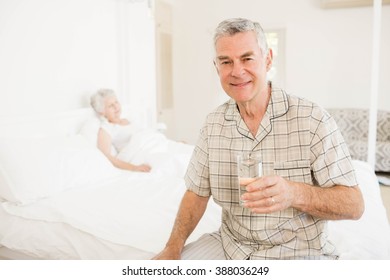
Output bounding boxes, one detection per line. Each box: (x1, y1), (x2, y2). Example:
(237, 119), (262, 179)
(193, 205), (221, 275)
(273, 160), (312, 184)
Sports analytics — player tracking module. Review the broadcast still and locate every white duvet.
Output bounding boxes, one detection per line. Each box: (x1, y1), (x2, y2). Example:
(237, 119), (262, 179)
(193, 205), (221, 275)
(2, 172), (221, 254)
(117, 129), (194, 178)
(2, 154), (390, 259)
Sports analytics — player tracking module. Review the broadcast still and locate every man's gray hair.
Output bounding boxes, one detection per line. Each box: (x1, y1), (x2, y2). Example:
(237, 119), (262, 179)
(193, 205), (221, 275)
(90, 88), (116, 114)
(214, 18), (268, 56)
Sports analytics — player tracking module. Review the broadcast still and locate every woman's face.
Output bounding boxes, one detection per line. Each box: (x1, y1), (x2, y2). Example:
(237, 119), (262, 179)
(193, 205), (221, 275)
(102, 95), (121, 123)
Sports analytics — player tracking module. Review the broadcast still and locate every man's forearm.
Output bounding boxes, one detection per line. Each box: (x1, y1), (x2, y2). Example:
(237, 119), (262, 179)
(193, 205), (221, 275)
(292, 182), (364, 220)
(164, 190), (210, 253)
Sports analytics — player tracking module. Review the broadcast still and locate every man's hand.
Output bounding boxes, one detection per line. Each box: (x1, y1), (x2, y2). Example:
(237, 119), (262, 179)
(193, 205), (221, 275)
(241, 175), (364, 220)
(241, 175), (295, 213)
(151, 191), (210, 260)
(152, 246), (181, 260)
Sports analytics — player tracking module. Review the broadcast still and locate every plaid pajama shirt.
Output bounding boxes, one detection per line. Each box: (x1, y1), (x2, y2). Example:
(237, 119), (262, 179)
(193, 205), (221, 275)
(184, 87), (357, 259)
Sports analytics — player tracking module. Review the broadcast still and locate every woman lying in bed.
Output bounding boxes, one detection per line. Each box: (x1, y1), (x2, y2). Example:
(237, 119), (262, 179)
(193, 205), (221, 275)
(90, 89), (151, 172)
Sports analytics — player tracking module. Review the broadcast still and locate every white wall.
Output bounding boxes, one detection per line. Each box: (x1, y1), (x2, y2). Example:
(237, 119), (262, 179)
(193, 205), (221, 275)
(170, 0), (390, 144)
(1, 0), (387, 143)
(0, 0), (156, 127)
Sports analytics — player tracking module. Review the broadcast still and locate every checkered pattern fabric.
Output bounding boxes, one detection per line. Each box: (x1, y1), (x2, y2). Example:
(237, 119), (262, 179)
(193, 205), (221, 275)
(185, 87), (357, 259)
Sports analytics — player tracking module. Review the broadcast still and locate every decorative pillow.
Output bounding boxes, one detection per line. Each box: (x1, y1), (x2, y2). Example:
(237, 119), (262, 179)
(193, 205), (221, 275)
(0, 134), (120, 204)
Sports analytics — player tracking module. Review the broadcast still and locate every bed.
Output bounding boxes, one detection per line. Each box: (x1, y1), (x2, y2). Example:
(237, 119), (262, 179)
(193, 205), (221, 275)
(0, 109), (389, 260)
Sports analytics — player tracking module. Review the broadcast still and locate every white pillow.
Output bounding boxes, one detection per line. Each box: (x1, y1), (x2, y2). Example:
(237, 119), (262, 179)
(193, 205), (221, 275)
(0, 134), (120, 204)
(78, 116), (101, 146)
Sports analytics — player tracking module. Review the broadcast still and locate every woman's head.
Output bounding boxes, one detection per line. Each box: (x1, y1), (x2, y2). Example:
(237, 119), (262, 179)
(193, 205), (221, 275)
(90, 89), (122, 123)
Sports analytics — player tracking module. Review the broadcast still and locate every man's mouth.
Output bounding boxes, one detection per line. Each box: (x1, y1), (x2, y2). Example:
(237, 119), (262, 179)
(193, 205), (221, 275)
(231, 81), (251, 87)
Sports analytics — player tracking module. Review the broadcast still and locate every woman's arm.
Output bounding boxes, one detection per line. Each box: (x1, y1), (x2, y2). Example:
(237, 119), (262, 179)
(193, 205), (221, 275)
(97, 128), (151, 172)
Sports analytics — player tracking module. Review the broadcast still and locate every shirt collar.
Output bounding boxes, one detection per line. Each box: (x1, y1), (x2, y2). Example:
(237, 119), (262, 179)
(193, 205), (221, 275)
(224, 85), (289, 122)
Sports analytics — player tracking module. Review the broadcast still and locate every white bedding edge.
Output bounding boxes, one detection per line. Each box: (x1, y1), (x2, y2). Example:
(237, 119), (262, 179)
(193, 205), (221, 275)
(0, 246), (36, 260)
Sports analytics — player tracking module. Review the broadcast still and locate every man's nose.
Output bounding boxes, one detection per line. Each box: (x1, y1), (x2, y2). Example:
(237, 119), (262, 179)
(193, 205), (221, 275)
(231, 61), (244, 77)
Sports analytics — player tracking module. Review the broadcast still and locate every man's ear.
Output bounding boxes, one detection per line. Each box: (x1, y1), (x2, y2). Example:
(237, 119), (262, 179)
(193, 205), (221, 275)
(213, 60), (220, 75)
(266, 49), (273, 71)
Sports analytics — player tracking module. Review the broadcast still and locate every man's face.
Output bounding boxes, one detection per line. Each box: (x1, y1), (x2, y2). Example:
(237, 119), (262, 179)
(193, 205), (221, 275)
(214, 31), (272, 104)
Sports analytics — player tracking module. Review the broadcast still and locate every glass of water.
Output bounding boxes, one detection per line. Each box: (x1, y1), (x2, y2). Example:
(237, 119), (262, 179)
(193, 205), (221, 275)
(236, 152), (262, 206)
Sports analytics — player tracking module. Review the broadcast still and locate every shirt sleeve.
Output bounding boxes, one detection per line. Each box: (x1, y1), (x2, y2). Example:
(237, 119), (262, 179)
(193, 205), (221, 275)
(184, 124), (212, 197)
(310, 109), (358, 187)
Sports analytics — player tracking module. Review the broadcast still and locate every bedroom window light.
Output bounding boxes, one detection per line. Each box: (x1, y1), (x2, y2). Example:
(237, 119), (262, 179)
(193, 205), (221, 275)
(265, 29), (286, 88)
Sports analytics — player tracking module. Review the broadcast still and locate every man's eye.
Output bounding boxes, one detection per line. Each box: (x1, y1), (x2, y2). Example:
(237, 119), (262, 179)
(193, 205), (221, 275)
(221, 61), (231, 65)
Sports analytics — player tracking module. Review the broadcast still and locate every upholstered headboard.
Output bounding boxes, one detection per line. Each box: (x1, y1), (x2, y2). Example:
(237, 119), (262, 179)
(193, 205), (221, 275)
(327, 108), (390, 172)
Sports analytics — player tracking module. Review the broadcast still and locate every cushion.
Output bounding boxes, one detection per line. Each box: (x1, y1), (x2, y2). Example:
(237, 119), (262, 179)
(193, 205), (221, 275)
(0, 134), (120, 204)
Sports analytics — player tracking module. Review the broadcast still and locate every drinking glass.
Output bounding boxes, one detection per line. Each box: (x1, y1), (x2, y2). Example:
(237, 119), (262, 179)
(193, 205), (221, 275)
(237, 152), (262, 205)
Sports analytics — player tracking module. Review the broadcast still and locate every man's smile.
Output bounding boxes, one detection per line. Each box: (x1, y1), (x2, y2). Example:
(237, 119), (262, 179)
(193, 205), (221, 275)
(230, 81), (251, 87)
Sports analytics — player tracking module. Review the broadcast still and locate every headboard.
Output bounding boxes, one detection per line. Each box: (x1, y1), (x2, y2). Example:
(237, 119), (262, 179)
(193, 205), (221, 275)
(327, 108), (390, 172)
(0, 105), (154, 138)
(0, 108), (96, 138)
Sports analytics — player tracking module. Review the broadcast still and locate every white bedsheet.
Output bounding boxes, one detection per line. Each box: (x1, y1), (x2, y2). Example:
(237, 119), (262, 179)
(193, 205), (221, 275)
(1, 160), (390, 259)
(0, 201), (154, 260)
(327, 160), (390, 259)
(1, 172), (221, 255)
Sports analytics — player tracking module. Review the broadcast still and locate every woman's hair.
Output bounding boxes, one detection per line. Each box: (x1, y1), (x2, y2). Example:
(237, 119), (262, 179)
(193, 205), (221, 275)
(214, 18), (268, 57)
(90, 88), (116, 114)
